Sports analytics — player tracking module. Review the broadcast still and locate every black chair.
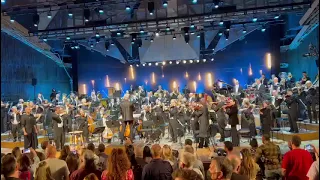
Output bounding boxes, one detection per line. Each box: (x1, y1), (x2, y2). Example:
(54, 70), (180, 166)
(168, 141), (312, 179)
(238, 117), (251, 143)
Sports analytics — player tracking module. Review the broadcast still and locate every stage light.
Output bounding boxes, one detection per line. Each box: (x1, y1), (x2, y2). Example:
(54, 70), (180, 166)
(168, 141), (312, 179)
(150, 38), (154, 42)
(212, 48), (215, 51)
(196, 60), (200, 63)
(131, 40), (135, 44)
(259, 70), (263, 75)
(47, 12), (52, 19)
(176, 61), (180, 64)
(33, 14), (39, 27)
(140, 28), (144, 33)
(215, 4), (219, 8)
(219, 21), (224, 26)
(1, 0), (5, 3)
(261, 25), (266, 32)
(148, 2), (155, 15)
(198, 73), (201, 81)
(68, 10), (73, 17)
(75, 45), (80, 49)
(226, 23), (231, 31)
(148, 63), (152, 66)
(169, 61), (172, 64)
(98, 8), (104, 14)
(173, 35), (176, 40)
(189, 60), (193, 63)
(183, 60), (187, 64)
(190, 23), (195, 28)
(162, 61), (166, 65)
(83, 84), (87, 94)
(126, 5), (131, 11)
(274, 15), (280, 19)
(106, 75), (110, 87)
(130, 65), (132, 67)
(115, 83), (120, 91)
(266, 53), (272, 69)
(155, 30), (160, 36)
(117, 32), (121, 36)
(90, 44), (94, 48)
(166, 25), (170, 31)
(105, 41), (110, 51)
(224, 31), (229, 41)
(211, 58), (214, 61)
(143, 63), (146, 66)
(111, 41), (115, 46)
(155, 62), (159, 66)
(84, 9), (90, 22)
(130, 65), (134, 80)
(203, 59), (206, 62)
(96, 38), (100, 43)
(95, 33), (100, 37)
(191, 32), (195, 35)
(173, 81), (177, 90)
(136, 64), (139, 67)
(10, 18), (14, 23)
(185, 72), (189, 78)
(242, 29), (247, 33)
(218, 32), (223, 36)
(152, 72), (156, 84)
(192, 0), (197, 4)
(66, 36), (71, 40)
(249, 64), (253, 76)
(206, 73), (213, 88)
(163, 1), (168, 7)
(193, 81), (197, 92)
(252, 17), (258, 22)
(71, 46), (75, 49)
(43, 38), (47, 42)
(197, 34), (200, 38)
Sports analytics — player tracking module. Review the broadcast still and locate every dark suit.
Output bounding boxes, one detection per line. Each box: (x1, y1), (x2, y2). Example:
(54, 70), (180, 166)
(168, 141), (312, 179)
(260, 107), (272, 135)
(52, 112), (65, 150)
(10, 113), (21, 141)
(76, 115), (89, 142)
(285, 95), (299, 133)
(36, 97), (43, 105)
(261, 78), (269, 87)
(256, 84), (266, 104)
(21, 114), (37, 149)
(306, 87), (318, 123)
(226, 105), (239, 146)
(195, 105), (210, 148)
(214, 103), (227, 141)
(169, 107), (182, 142)
(120, 100), (135, 141)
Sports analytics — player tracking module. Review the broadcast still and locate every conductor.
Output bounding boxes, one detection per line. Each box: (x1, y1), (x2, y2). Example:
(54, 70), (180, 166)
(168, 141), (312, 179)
(120, 94), (135, 144)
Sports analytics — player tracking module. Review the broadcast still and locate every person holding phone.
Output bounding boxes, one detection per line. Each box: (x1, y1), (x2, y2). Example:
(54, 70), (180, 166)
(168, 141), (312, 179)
(307, 144), (319, 180)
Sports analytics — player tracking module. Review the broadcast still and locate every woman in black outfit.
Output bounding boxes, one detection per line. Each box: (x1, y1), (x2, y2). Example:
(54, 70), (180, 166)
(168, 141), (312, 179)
(224, 98), (240, 146)
(260, 100), (272, 135)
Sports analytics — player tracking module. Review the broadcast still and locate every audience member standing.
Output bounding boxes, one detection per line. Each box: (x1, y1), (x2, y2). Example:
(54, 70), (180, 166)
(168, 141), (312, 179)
(101, 148), (133, 180)
(96, 144), (108, 171)
(70, 150), (102, 180)
(282, 135), (314, 180)
(42, 145), (70, 180)
(34, 161), (55, 180)
(142, 144), (173, 180)
(227, 155), (249, 180)
(255, 134), (282, 179)
(184, 145), (205, 176)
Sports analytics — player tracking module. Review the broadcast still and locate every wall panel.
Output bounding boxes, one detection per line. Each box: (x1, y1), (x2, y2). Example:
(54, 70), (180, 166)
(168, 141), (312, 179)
(1, 32), (71, 101)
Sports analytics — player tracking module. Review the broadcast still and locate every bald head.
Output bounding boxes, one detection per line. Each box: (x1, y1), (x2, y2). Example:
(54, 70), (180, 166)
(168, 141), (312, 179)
(46, 145), (57, 158)
(151, 144), (162, 158)
(227, 154), (241, 173)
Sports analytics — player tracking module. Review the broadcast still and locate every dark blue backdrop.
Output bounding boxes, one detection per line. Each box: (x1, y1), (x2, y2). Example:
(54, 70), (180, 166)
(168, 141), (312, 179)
(76, 27), (281, 96)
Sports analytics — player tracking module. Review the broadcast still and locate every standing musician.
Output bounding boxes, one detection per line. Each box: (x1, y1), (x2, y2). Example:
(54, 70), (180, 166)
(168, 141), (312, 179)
(270, 77), (281, 94)
(36, 93), (44, 105)
(50, 89), (57, 102)
(259, 101), (272, 135)
(224, 98), (239, 146)
(305, 81), (318, 124)
(17, 99), (25, 114)
(119, 94), (135, 144)
(286, 72), (296, 88)
(153, 100), (165, 136)
(255, 79), (266, 105)
(52, 106), (65, 151)
(138, 105), (153, 140)
(169, 100), (181, 143)
(271, 90), (283, 121)
(194, 99), (210, 148)
(213, 96), (227, 142)
(9, 106), (21, 142)
(76, 109), (89, 143)
(232, 80), (243, 104)
(260, 74), (269, 87)
(284, 89), (299, 133)
(241, 104), (256, 137)
(21, 107), (38, 149)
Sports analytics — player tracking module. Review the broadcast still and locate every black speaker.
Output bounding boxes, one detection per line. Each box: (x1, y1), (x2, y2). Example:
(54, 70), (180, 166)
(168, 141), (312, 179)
(32, 78), (37, 86)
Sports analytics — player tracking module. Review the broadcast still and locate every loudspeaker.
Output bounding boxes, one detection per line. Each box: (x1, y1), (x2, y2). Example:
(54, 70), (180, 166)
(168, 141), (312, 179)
(32, 78), (37, 86)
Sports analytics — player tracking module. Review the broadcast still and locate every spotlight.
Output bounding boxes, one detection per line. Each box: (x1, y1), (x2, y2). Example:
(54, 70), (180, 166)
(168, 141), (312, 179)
(150, 12), (153, 15)
(211, 58), (214, 61)
(162, 61), (166, 65)
(274, 15), (280, 19)
(176, 61), (180, 64)
(71, 46), (75, 49)
(224, 31), (229, 40)
(261, 25), (266, 32)
(117, 32), (121, 36)
(192, 0), (197, 4)
(197, 34), (200, 38)
(33, 14), (39, 27)
(196, 60), (200, 63)
(191, 32), (195, 35)
(215, 4), (219, 8)
(136, 64), (139, 67)
(212, 48), (215, 51)
(218, 32), (223, 36)
(166, 25), (170, 31)
(90, 44), (94, 48)
(252, 17), (258, 22)
(219, 21), (224, 26)
(190, 23), (195, 28)
(155, 62), (159, 66)
(189, 60), (193, 63)
(10, 18), (14, 23)
(140, 28), (144, 33)
(143, 63), (146, 66)
(214, 0), (220, 8)
(96, 38), (100, 43)
(155, 32), (160, 36)
(203, 59), (206, 62)
(1, 0), (5, 3)
(148, 63), (152, 66)
(75, 45), (80, 49)
(84, 9), (90, 22)
(163, 1), (168, 7)
(148, 2), (155, 15)
(66, 36), (71, 40)
(226, 22), (231, 31)
(131, 40), (135, 44)
(95, 33), (100, 37)
(150, 38), (154, 42)
(242, 29), (247, 33)
(169, 61), (172, 64)
(130, 65), (133, 67)
(68, 10), (73, 17)
(183, 60), (187, 64)
(43, 38), (47, 42)
(47, 12), (52, 19)
(98, 8), (104, 14)
(111, 41), (115, 46)
(173, 35), (176, 40)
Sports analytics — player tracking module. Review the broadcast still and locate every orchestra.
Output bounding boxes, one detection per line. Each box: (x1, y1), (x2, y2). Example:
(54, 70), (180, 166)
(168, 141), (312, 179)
(1, 70), (318, 149)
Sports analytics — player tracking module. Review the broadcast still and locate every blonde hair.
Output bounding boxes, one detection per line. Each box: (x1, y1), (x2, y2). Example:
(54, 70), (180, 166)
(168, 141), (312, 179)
(180, 152), (196, 168)
(162, 145), (174, 161)
(34, 161), (54, 180)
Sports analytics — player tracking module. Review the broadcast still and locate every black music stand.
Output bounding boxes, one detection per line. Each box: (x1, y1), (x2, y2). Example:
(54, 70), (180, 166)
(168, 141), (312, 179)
(92, 127), (105, 144)
(105, 120), (120, 142)
(141, 121), (154, 144)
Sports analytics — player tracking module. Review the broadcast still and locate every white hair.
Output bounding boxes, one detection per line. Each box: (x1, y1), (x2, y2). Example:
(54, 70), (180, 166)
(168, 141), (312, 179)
(123, 94), (130, 100)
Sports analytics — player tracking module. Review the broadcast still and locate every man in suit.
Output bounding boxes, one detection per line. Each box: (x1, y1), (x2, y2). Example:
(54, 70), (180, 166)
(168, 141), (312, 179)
(214, 102), (227, 142)
(21, 107), (38, 149)
(36, 93), (44, 105)
(225, 99), (240, 146)
(120, 94), (135, 144)
(51, 106), (65, 151)
(195, 99), (210, 148)
(10, 106), (21, 142)
(233, 80), (243, 104)
(284, 89), (299, 133)
(255, 79), (266, 105)
(261, 74), (269, 87)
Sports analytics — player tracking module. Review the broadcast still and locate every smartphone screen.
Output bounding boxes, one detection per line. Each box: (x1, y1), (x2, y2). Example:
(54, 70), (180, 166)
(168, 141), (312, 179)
(23, 148), (30, 153)
(305, 144), (313, 151)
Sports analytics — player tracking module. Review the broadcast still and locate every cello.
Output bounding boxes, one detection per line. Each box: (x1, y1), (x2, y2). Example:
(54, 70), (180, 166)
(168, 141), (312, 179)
(87, 112), (96, 134)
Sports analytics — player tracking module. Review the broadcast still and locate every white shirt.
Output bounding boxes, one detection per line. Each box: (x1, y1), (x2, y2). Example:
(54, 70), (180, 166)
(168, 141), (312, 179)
(57, 115), (63, 128)
(307, 160), (319, 180)
(143, 112), (147, 121)
(235, 85), (239, 93)
(12, 113), (18, 125)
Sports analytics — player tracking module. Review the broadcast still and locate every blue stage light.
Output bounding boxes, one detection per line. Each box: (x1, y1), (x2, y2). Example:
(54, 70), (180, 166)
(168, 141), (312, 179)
(95, 33), (100, 37)
(218, 32), (223, 36)
(99, 9), (104, 14)
(261, 28), (266, 32)
(43, 38), (47, 42)
(126, 5), (131, 11)
(192, 0), (197, 4)
(219, 21), (224, 26)
(117, 32), (121, 36)
(140, 28), (144, 33)
(190, 24), (195, 28)
(163, 1), (168, 7)
(1, 0), (5, 4)
(66, 36), (71, 40)
(242, 29), (247, 33)
(10, 19), (14, 23)
(131, 40), (135, 44)
(252, 17), (258, 22)
(197, 34), (200, 38)
(274, 15), (280, 19)
(68, 12), (73, 17)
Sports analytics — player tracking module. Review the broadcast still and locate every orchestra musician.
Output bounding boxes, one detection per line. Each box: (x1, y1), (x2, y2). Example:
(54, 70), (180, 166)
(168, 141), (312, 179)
(52, 106), (65, 151)
(76, 109), (89, 143)
(286, 72), (295, 88)
(21, 107), (38, 149)
(305, 81), (318, 124)
(255, 79), (266, 105)
(9, 106), (22, 142)
(213, 96), (227, 142)
(119, 94), (135, 144)
(270, 77), (281, 94)
(241, 104), (257, 137)
(194, 99), (209, 148)
(301, 71), (311, 85)
(232, 80), (243, 104)
(169, 100), (181, 143)
(36, 93), (44, 105)
(284, 89), (299, 133)
(50, 89), (57, 102)
(259, 101), (272, 135)
(260, 74), (269, 87)
(224, 98), (240, 146)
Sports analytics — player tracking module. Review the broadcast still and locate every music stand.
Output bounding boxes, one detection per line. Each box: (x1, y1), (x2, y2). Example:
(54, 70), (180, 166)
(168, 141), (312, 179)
(141, 121), (155, 144)
(105, 120), (120, 142)
(92, 127), (105, 144)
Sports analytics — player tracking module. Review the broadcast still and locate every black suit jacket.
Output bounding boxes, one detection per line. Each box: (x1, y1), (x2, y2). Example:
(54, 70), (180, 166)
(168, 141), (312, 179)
(20, 114), (36, 134)
(10, 113), (21, 124)
(233, 85), (243, 94)
(261, 78), (268, 86)
(227, 105), (239, 126)
(51, 112), (62, 131)
(120, 100), (135, 121)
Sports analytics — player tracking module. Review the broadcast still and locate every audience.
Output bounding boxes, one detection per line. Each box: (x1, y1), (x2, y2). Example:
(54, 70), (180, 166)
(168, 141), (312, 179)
(59, 145), (71, 161)
(17, 153), (32, 180)
(84, 173), (99, 180)
(239, 148), (260, 180)
(87, 143), (100, 165)
(185, 139), (193, 146)
(70, 149), (102, 180)
(34, 161), (55, 180)
(172, 169), (203, 180)
(307, 144), (319, 180)
(66, 152), (80, 176)
(126, 144), (142, 180)
(255, 134), (282, 179)
(223, 141), (234, 157)
(184, 145), (205, 176)
(227, 155), (249, 180)
(1, 154), (20, 180)
(11, 147), (21, 159)
(209, 156), (233, 180)
(282, 135), (314, 180)
(162, 144), (177, 168)
(39, 141), (49, 154)
(142, 144), (173, 180)
(96, 143), (108, 171)
(135, 145), (152, 168)
(42, 145), (70, 180)
(101, 148), (133, 180)
(179, 152), (204, 179)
